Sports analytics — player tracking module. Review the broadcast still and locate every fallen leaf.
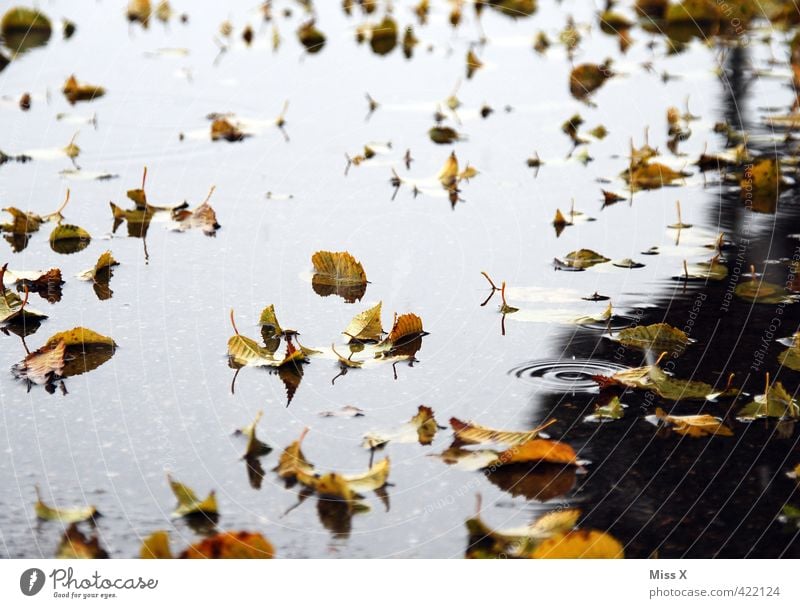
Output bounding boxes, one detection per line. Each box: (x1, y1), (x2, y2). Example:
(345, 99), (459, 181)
(298, 20), (326, 53)
(275, 428), (315, 485)
(13, 340), (65, 385)
(569, 60), (613, 100)
(35, 487), (98, 523)
(595, 359), (731, 401)
(738, 379), (800, 421)
(318, 405), (365, 418)
(140, 531), (173, 558)
(236, 410), (271, 460)
(171, 187), (220, 235)
(45, 327), (116, 348)
(343, 301), (383, 342)
(779, 334), (800, 371)
(311, 250), (367, 302)
(49, 223), (91, 254)
(531, 529), (624, 558)
(211, 117), (247, 142)
(1, 7), (52, 52)
(62, 74), (105, 104)
(614, 323), (690, 352)
(77, 250), (119, 281)
(584, 396), (625, 422)
(56, 524), (108, 559)
(363, 405), (440, 449)
(450, 417), (557, 446)
(559, 249), (610, 270)
(168, 475), (218, 518)
(650, 407), (734, 437)
(180, 531), (275, 559)
(466, 507), (581, 557)
(626, 161), (687, 191)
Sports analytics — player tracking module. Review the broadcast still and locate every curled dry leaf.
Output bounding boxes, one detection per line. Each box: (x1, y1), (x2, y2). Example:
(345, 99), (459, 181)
(275, 428), (315, 485)
(13, 340), (65, 385)
(737, 379), (800, 421)
(236, 410), (271, 460)
(491, 438), (579, 467)
(363, 405), (440, 449)
(78, 250), (119, 281)
(584, 396), (625, 422)
(343, 301), (383, 342)
(35, 487), (98, 523)
(62, 74), (105, 104)
(140, 531), (173, 559)
(450, 417), (557, 446)
(649, 407), (733, 437)
(558, 249), (610, 270)
(172, 187), (220, 235)
(168, 475), (218, 519)
(1, 279), (48, 324)
(380, 312), (425, 348)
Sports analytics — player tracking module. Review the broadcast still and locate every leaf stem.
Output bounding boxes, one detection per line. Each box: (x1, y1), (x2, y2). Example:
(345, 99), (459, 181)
(230, 308), (239, 336)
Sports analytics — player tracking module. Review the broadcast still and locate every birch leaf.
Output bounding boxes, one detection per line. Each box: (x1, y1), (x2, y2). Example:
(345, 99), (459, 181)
(734, 277), (794, 304)
(450, 417), (556, 446)
(341, 457), (390, 493)
(1, 207), (43, 233)
(343, 301), (383, 342)
(275, 428), (315, 485)
(584, 396), (625, 422)
(561, 249), (610, 269)
(56, 524), (108, 559)
(614, 323), (690, 352)
(311, 250), (367, 302)
(737, 381), (800, 421)
(168, 476), (218, 518)
(380, 312), (424, 348)
(259, 304), (283, 336)
(1, 287), (48, 323)
(778, 335), (800, 371)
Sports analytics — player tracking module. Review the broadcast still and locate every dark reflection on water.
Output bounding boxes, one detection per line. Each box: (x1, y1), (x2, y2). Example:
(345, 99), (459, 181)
(519, 46), (800, 558)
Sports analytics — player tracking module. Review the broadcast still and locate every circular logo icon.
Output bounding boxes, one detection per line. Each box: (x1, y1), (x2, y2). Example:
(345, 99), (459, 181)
(20, 568), (45, 596)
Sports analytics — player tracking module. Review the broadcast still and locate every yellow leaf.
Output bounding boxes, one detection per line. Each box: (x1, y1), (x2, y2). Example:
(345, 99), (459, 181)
(259, 304), (283, 335)
(342, 457), (390, 493)
(168, 476), (218, 518)
(531, 530), (624, 558)
(363, 405), (439, 448)
(49, 223), (91, 254)
(45, 327), (116, 348)
(311, 250), (367, 285)
(615, 323), (690, 352)
(78, 250), (119, 281)
(35, 487), (98, 523)
(227, 334), (275, 367)
(275, 428), (315, 483)
(492, 438), (579, 466)
(1, 207), (43, 233)
(238, 410), (271, 459)
(450, 417), (557, 446)
(438, 151), (459, 187)
(62, 74), (105, 104)
(140, 531), (173, 558)
(654, 407), (734, 437)
(343, 301), (383, 342)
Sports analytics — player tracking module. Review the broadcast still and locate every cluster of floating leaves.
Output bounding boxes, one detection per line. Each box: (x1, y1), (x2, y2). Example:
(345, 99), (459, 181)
(5, 0), (800, 558)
